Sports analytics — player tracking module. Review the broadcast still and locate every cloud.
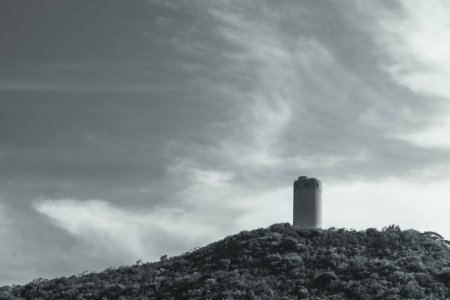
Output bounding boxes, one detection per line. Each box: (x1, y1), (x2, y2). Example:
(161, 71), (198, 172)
(373, 0), (450, 151)
(395, 116), (450, 149)
(165, 161), (290, 231)
(161, 0), (450, 188)
(33, 199), (220, 262)
(377, 1), (450, 99)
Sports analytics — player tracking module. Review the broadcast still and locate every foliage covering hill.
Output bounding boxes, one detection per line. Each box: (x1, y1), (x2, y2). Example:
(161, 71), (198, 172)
(1, 223), (450, 299)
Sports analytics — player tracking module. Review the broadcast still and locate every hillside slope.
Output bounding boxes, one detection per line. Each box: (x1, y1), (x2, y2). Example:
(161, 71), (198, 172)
(1, 223), (450, 299)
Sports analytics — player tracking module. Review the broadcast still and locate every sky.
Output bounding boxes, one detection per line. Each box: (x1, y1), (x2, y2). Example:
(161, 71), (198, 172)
(1, 0), (450, 286)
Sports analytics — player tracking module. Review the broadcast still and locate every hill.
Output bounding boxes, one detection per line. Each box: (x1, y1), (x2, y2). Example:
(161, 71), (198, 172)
(1, 223), (450, 299)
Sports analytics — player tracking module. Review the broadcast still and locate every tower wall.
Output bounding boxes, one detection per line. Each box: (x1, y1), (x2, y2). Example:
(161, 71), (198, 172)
(293, 176), (321, 228)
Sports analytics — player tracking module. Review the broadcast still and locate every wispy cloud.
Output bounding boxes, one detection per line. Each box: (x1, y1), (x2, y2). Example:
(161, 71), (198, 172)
(33, 198), (220, 262)
(377, 1), (450, 99)
(375, 0), (450, 149)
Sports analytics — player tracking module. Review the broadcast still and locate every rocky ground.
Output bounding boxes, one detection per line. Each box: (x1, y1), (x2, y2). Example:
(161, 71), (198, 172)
(1, 223), (450, 299)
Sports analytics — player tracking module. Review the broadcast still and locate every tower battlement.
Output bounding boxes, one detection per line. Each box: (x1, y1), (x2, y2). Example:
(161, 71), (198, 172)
(294, 176), (321, 190)
(293, 176), (322, 228)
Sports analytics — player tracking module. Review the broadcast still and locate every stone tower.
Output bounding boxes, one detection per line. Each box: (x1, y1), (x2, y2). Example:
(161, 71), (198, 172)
(293, 176), (322, 228)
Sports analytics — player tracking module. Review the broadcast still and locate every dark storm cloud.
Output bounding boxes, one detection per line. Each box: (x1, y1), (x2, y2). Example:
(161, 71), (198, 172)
(0, 0), (449, 285)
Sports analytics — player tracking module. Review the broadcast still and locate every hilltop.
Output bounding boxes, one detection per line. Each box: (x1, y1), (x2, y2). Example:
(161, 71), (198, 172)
(1, 224), (450, 299)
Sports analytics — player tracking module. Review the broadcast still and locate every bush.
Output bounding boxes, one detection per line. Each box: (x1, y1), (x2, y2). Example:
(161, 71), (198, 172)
(2, 223), (450, 299)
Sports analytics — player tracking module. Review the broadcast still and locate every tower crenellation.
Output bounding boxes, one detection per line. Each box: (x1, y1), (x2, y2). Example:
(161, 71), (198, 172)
(294, 176), (321, 189)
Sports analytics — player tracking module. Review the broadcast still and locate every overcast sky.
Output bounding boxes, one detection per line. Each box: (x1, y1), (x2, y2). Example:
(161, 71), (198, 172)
(1, 0), (450, 286)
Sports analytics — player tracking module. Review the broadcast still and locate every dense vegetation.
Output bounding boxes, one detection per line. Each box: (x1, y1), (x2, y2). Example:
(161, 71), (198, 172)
(1, 223), (450, 299)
